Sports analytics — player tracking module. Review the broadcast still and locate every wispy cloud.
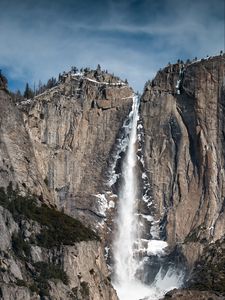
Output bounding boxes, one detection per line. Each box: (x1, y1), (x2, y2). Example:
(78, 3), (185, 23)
(0, 0), (224, 92)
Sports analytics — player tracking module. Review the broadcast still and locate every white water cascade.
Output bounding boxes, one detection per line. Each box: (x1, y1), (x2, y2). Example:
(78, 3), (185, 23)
(112, 95), (184, 300)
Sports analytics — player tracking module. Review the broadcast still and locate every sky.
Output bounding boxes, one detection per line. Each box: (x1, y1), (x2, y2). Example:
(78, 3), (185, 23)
(0, 0), (224, 92)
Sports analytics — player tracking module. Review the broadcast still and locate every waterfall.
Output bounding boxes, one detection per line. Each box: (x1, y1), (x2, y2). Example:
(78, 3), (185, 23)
(113, 95), (139, 284)
(112, 95), (184, 300)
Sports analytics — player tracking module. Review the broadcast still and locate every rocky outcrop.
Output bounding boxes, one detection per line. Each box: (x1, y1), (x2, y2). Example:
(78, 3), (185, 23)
(141, 55), (225, 268)
(0, 89), (50, 203)
(141, 55), (225, 297)
(0, 188), (118, 300)
(19, 70), (133, 231)
(162, 289), (224, 300)
(187, 237), (225, 294)
(0, 68), (132, 299)
(1, 56), (225, 298)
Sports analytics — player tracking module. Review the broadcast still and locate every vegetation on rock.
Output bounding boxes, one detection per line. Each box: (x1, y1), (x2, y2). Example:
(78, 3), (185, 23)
(188, 238), (225, 294)
(0, 183), (99, 248)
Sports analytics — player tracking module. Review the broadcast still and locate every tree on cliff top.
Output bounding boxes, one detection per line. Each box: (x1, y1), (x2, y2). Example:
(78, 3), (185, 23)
(24, 83), (34, 99)
(0, 70), (8, 90)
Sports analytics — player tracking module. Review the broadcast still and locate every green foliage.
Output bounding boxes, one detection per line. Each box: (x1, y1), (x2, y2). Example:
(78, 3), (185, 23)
(16, 279), (27, 287)
(34, 261), (69, 285)
(0, 70), (8, 90)
(12, 232), (31, 260)
(29, 261), (69, 297)
(23, 83), (34, 99)
(184, 225), (206, 244)
(189, 239), (225, 294)
(35, 204), (99, 248)
(0, 184), (99, 249)
(29, 283), (39, 294)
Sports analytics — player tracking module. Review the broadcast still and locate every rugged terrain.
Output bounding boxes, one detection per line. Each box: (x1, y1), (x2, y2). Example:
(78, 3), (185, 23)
(0, 55), (225, 299)
(0, 185), (117, 300)
(141, 55), (225, 298)
(0, 68), (133, 299)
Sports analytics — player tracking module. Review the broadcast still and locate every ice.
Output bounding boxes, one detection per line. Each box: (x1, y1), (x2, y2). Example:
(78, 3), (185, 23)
(109, 200), (115, 208)
(20, 99), (32, 105)
(175, 79), (181, 89)
(147, 240), (168, 255)
(84, 77), (127, 86)
(110, 95), (184, 300)
(95, 193), (108, 216)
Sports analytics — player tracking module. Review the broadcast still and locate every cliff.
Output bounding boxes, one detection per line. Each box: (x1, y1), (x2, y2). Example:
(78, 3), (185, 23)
(0, 68), (133, 299)
(141, 55), (225, 296)
(1, 56), (225, 299)
(19, 70), (133, 231)
(0, 187), (117, 300)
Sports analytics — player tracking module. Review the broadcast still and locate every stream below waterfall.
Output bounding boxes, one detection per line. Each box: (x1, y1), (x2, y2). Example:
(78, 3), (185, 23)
(111, 95), (184, 300)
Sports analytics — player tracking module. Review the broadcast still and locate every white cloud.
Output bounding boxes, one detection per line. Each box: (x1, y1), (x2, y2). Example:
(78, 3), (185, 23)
(0, 0), (223, 91)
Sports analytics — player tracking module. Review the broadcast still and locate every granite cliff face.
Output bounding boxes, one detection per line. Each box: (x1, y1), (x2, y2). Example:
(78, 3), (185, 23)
(141, 55), (225, 296)
(0, 187), (117, 300)
(19, 70), (133, 231)
(0, 80), (50, 201)
(0, 69), (134, 300)
(1, 56), (225, 299)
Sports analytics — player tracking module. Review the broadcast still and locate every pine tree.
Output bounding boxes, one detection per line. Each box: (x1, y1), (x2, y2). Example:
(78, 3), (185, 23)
(15, 90), (23, 102)
(0, 70), (8, 88)
(23, 83), (34, 99)
(97, 64), (101, 71)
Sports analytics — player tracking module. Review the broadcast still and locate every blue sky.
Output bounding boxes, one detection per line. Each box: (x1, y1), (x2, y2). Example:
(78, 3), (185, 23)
(0, 0), (224, 92)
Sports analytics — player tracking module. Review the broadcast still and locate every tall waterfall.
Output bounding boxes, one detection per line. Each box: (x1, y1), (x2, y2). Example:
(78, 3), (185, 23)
(112, 95), (184, 300)
(113, 95), (139, 284)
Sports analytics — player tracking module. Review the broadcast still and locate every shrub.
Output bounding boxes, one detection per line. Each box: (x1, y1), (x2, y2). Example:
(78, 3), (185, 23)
(12, 232), (31, 260)
(0, 185), (99, 249)
(34, 261), (69, 285)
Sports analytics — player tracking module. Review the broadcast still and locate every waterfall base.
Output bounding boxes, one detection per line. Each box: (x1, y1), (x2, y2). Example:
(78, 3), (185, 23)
(113, 267), (184, 300)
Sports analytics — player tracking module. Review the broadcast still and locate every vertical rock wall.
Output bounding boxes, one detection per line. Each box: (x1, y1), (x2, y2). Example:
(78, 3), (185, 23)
(20, 72), (133, 229)
(141, 55), (225, 267)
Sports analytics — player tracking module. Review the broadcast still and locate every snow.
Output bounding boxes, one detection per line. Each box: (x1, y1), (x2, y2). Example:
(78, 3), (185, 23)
(139, 214), (153, 222)
(107, 98), (136, 187)
(176, 79), (181, 95)
(105, 246), (110, 259)
(142, 172), (148, 179)
(142, 194), (150, 203)
(121, 96), (133, 100)
(71, 72), (84, 77)
(175, 79), (181, 89)
(20, 99), (32, 105)
(95, 194), (108, 216)
(150, 223), (160, 239)
(84, 77), (127, 86)
(94, 193), (115, 217)
(147, 240), (168, 255)
(109, 200), (115, 208)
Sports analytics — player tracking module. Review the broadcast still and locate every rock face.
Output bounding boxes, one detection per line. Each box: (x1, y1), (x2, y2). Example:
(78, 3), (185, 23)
(0, 68), (133, 300)
(1, 56), (225, 299)
(162, 289), (224, 300)
(0, 187), (118, 300)
(187, 237), (225, 294)
(20, 70), (133, 229)
(0, 89), (50, 202)
(141, 55), (225, 298)
(141, 55), (225, 268)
